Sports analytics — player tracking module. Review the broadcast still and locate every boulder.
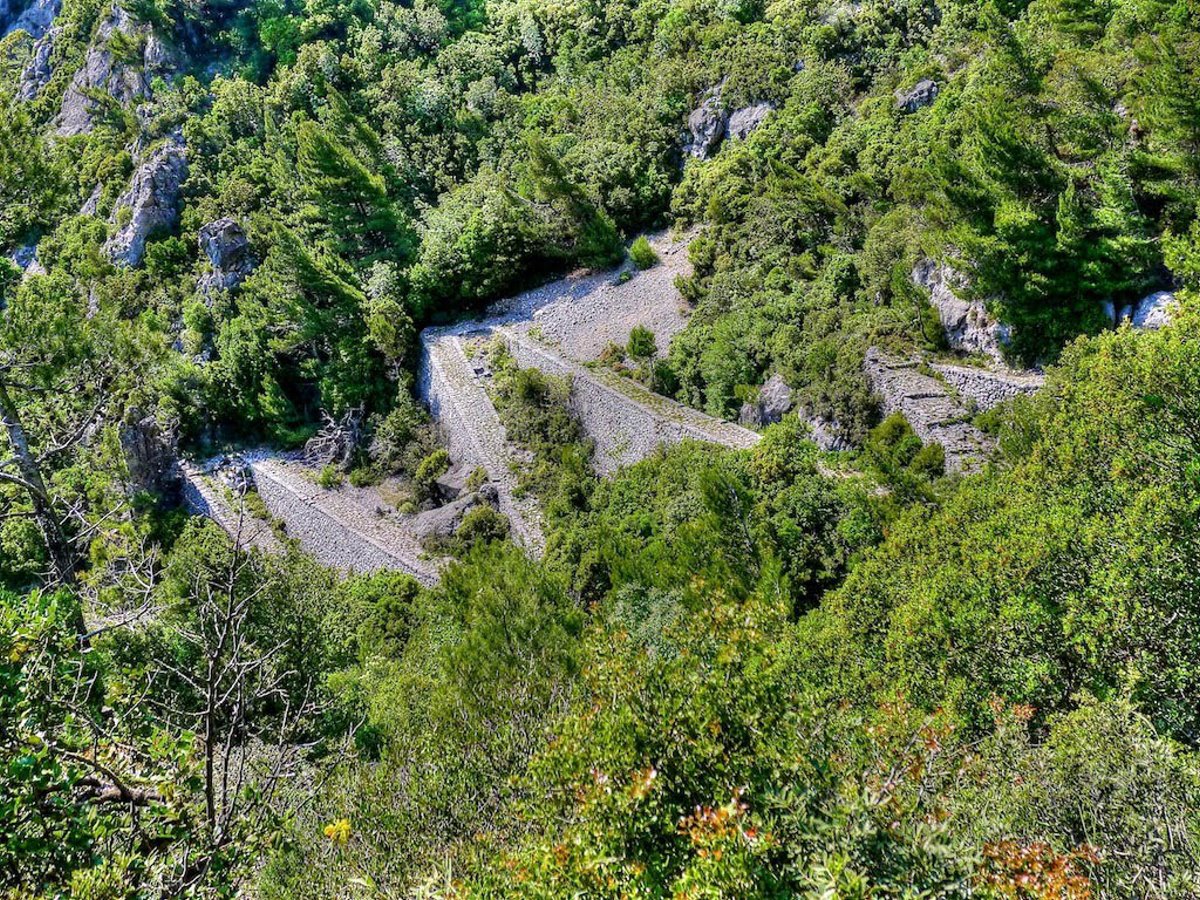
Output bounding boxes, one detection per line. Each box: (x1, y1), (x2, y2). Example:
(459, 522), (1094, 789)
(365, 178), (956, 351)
(411, 484), (499, 543)
(896, 78), (939, 113)
(10, 244), (37, 269)
(119, 411), (180, 501)
(1131, 291), (1176, 330)
(912, 259), (1009, 364)
(104, 137), (187, 267)
(805, 413), (852, 453)
(17, 25), (57, 100)
(738, 373), (793, 427)
(684, 87), (727, 160)
(727, 102), (774, 141)
(198, 218), (255, 295)
(434, 463), (473, 502)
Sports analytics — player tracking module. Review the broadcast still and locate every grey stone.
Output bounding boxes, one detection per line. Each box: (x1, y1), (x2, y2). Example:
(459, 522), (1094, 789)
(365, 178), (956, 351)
(738, 373), (793, 427)
(143, 31), (179, 72)
(684, 87), (727, 160)
(896, 78), (939, 114)
(55, 4), (148, 136)
(1131, 291), (1176, 330)
(805, 413), (852, 453)
(16, 24), (57, 99)
(79, 182), (102, 216)
(931, 362), (1043, 412)
(864, 347), (995, 474)
(5, 0), (58, 38)
(912, 259), (1009, 364)
(1101, 299), (1117, 324)
(104, 136), (187, 267)
(198, 217), (255, 294)
(411, 485), (499, 543)
(727, 102), (774, 141)
(119, 411), (180, 500)
(10, 244), (37, 269)
(434, 463), (473, 502)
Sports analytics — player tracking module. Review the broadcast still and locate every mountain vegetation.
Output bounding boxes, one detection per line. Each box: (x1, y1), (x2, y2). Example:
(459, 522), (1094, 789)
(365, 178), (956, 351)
(3, 0), (1200, 897)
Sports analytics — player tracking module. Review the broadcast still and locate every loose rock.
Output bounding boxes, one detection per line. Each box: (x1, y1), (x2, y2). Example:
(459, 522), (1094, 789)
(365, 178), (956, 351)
(896, 78), (939, 113)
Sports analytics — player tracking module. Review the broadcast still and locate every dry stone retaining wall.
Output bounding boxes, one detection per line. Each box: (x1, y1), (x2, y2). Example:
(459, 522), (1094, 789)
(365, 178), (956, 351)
(248, 458), (440, 586)
(179, 463), (281, 554)
(498, 327), (760, 476)
(864, 349), (995, 474)
(419, 329), (545, 555)
(931, 363), (1044, 412)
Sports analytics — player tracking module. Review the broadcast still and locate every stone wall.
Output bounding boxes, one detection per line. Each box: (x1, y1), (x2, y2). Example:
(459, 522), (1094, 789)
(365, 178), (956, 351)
(931, 363), (1044, 412)
(500, 327), (759, 476)
(864, 349), (995, 474)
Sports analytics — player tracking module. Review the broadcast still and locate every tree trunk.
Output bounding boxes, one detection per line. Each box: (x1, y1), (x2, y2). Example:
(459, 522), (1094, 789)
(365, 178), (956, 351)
(0, 382), (80, 603)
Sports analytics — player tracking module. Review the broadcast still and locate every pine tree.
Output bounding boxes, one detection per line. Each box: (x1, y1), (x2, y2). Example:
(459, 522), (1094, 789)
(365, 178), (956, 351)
(296, 120), (413, 265)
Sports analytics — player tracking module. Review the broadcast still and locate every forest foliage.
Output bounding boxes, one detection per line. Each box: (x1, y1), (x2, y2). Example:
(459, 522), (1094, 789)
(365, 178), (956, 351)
(3, 0), (1200, 897)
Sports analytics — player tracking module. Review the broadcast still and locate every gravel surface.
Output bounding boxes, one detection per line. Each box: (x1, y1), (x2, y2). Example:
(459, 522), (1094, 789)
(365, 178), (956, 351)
(479, 231), (693, 362)
(248, 456), (442, 585)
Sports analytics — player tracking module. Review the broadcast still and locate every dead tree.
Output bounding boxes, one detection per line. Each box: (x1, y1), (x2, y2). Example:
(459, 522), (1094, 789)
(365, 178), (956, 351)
(303, 405), (364, 470)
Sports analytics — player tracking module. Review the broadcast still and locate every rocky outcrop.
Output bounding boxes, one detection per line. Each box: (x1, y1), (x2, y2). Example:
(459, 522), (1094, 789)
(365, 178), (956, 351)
(1131, 291), (1176, 330)
(104, 137), (187, 267)
(1103, 291), (1179, 330)
(865, 348), (995, 474)
(931, 362), (1044, 412)
(739, 373), (793, 428)
(9, 244), (45, 281)
(56, 5), (150, 135)
(896, 79), (939, 113)
(120, 411), (180, 501)
(727, 102), (774, 141)
(684, 82), (773, 159)
(685, 87), (727, 160)
(198, 218), (255, 295)
(802, 410), (852, 452)
(912, 259), (1010, 364)
(4, 0), (58, 38)
(411, 485), (499, 544)
(17, 24), (58, 99)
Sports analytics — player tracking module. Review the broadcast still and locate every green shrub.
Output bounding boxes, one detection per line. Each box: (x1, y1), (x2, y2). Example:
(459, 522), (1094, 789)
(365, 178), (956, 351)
(628, 235), (659, 270)
(454, 505), (510, 550)
(627, 325), (657, 361)
(316, 464), (344, 489)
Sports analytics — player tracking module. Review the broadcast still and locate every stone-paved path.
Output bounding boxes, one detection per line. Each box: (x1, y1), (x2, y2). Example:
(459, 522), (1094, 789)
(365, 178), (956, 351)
(247, 456), (442, 585)
(419, 330), (546, 555)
